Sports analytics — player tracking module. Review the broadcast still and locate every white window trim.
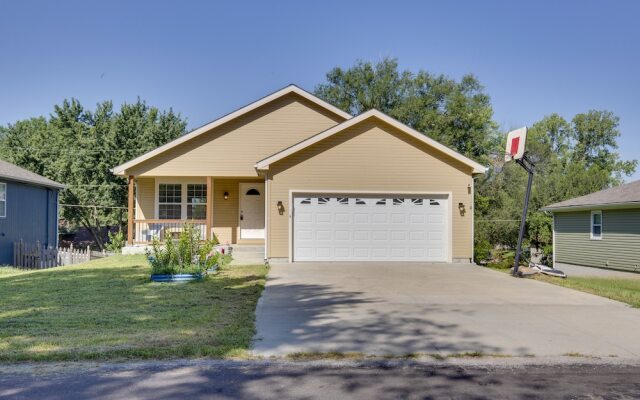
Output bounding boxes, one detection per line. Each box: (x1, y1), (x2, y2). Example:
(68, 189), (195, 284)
(590, 210), (602, 240)
(155, 178), (207, 220)
(0, 182), (6, 218)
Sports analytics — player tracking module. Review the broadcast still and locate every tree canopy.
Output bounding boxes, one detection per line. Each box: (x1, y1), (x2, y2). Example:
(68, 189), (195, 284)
(0, 99), (186, 249)
(475, 111), (636, 262)
(314, 58), (498, 162)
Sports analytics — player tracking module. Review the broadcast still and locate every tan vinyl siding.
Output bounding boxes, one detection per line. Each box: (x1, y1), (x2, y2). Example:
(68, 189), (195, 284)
(267, 119), (474, 260)
(127, 94), (344, 177)
(555, 209), (640, 271)
(211, 178), (262, 244)
(135, 177), (155, 219)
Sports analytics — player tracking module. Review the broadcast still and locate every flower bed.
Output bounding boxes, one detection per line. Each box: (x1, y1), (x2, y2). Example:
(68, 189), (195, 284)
(147, 224), (231, 283)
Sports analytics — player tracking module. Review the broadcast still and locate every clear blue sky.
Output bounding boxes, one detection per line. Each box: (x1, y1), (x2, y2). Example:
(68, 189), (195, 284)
(1, 0), (639, 179)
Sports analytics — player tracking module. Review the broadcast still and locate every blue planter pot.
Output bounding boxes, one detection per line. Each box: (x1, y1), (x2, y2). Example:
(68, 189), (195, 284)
(149, 264), (219, 283)
(150, 273), (205, 283)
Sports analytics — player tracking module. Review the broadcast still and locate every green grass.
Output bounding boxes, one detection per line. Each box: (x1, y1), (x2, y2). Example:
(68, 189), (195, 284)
(0, 255), (267, 362)
(534, 274), (640, 308)
(484, 263), (640, 308)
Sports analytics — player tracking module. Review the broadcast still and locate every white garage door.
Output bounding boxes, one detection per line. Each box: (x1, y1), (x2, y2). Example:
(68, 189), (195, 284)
(293, 195), (449, 262)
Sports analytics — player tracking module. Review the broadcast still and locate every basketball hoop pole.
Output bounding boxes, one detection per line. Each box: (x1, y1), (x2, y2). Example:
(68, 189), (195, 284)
(513, 153), (535, 276)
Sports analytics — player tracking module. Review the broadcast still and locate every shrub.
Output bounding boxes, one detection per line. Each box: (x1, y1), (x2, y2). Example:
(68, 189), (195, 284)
(474, 239), (492, 263)
(146, 224), (228, 275)
(106, 230), (126, 253)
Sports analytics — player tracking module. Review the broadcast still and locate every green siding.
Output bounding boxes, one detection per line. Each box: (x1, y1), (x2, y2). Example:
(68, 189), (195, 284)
(554, 209), (640, 271)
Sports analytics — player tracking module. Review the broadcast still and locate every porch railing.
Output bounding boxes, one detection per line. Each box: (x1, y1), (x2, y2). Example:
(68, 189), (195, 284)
(133, 219), (207, 244)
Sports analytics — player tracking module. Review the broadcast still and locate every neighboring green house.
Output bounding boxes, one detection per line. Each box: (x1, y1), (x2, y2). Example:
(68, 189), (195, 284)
(542, 180), (640, 272)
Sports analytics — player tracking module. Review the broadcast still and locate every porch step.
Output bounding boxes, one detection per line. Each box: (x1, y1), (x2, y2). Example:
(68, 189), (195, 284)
(229, 244), (265, 266)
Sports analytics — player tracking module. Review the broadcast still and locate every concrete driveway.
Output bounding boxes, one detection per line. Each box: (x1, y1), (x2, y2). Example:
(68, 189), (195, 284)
(253, 262), (640, 357)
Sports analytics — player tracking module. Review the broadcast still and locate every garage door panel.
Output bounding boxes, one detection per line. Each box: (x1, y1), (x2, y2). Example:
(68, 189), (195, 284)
(390, 231), (406, 241)
(410, 231), (425, 240)
(316, 213), (332, 223)
(354, 213), (369, 224)
(353, 248), (369, 258)
(371, 231), (387, 241)
(334, 248), (350, 258)
(296, 230), (313, 240)
(293, 194), (448, 262)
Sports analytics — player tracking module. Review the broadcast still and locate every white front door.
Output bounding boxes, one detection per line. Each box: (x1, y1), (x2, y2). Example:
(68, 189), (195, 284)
(239, 183), (265, 239)
(293, 194), (449, 262)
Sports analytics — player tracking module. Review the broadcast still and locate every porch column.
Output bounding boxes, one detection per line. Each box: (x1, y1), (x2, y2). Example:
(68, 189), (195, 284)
(127, 175), (134, 245)
(206, 176), (213, 240)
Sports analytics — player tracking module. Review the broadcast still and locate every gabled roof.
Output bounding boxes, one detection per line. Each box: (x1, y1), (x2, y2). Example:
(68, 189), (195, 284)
(112, 84), (352, 176)
(542, 180), (640, 211)
(255, 109), (488, 174)
(0, 159), (65, 190)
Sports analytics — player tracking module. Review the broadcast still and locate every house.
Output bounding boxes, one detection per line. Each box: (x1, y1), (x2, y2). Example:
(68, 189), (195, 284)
(112, 85), (487, 263)
(0, 159), (65, 265)
(542, 180), (640, 272)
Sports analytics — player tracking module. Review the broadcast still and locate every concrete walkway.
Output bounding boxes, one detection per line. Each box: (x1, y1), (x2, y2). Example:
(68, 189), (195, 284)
(254, 262), (640, 357)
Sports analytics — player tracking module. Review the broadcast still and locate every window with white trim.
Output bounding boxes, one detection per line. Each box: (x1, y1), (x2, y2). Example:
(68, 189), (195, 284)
(590, 210), (602, 240)
(187, 184), (207, 219)
(0, 182), (5, 218)
(158, 184), (182, 219)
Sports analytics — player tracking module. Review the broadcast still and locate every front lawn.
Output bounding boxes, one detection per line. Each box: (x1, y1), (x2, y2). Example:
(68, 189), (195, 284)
(534, 274), (640, 308)
(0, 255), (267, 361)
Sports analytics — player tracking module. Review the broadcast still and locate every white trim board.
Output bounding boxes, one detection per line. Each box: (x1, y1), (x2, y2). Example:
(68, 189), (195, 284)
(287, 189), (453, 263)
(112, 85), (351, 176)
(256, 109), (487, 175)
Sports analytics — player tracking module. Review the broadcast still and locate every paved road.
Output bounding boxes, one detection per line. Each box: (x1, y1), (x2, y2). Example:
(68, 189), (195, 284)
(1, 360), (640, 399)
(255, 262), (640, 357)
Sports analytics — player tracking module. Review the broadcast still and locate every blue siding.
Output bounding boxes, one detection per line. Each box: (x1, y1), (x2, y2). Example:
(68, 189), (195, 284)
(0, 180), (59, 265)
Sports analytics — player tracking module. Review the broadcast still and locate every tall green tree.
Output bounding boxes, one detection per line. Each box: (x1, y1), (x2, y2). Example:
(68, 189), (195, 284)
(315, 58), (498, 161)
(0, 99), (187, 249)
(475, 111), (636, 261)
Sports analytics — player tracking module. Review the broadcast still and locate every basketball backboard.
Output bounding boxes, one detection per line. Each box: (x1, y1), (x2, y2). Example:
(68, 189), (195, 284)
(505, 127), (527, 162)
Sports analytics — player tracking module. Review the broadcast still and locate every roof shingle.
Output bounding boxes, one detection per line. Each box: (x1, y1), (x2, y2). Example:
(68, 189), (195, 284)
(542, 180), (640, 211)
(0, 159), (65, 189)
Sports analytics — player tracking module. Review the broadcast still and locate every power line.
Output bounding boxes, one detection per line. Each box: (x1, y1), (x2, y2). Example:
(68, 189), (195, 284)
(475, 219), (520, 222)
(59, 204), (128, 210)
(7, 146), (142, 153)
(63, 184), (128, 187)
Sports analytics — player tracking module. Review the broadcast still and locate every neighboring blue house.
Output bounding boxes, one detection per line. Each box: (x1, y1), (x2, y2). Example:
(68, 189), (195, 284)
(0, 159), (65, 265)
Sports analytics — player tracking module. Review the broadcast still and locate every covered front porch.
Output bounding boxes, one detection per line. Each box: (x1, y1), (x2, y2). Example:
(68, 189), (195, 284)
(125, 176), (266, 246)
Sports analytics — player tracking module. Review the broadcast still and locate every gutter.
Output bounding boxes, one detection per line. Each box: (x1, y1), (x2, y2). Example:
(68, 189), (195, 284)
(542, 202), (640, 212)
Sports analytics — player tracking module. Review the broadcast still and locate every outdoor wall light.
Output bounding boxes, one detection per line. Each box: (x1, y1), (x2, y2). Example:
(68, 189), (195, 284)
(224, 191), (229, 200)
(458, 202), (466, 216)
(277, 201), (285, 215)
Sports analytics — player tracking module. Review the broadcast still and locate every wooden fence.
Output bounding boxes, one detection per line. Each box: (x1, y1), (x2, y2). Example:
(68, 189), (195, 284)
(12, 241), (115, 269)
